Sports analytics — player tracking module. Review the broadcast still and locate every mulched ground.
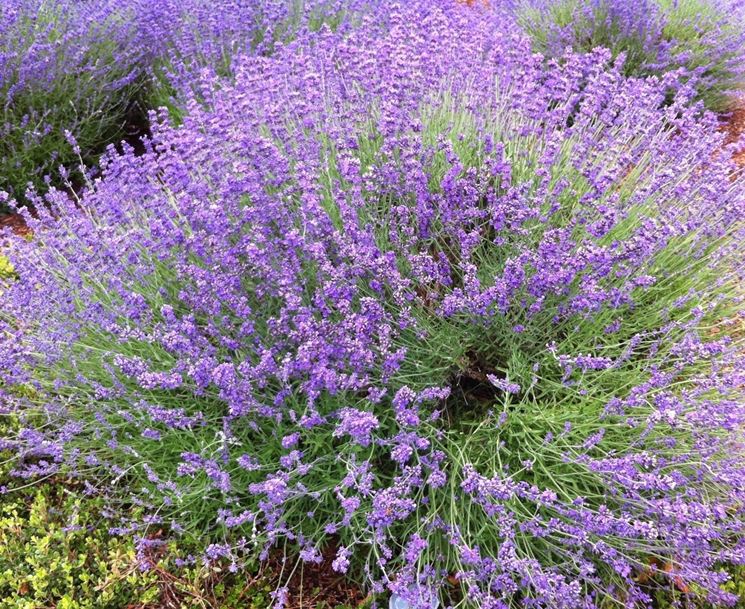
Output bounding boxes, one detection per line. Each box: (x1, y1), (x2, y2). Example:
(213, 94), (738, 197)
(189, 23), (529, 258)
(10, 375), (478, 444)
(721, 96), (745, 167)
(264, 546), (368, 609)
(0, 212), (29, 237)
(139, 538), (367, 609)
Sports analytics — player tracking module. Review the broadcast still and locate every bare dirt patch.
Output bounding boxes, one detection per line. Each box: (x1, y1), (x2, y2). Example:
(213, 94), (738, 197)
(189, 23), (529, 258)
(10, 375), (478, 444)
(721, 96), (745, 167)
(0, 213), (29, 237)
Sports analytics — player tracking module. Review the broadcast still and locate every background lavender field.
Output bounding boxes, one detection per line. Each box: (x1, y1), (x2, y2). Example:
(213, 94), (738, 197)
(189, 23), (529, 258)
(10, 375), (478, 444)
(1, 1), (744, 608)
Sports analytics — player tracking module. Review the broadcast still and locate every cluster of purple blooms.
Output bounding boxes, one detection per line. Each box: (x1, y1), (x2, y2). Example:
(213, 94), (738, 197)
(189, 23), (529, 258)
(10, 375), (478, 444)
(1, 1), (745, 608)
(0, 0), (143, 105)
(137, 0), (379, 106)
(3, 0), (745, 200)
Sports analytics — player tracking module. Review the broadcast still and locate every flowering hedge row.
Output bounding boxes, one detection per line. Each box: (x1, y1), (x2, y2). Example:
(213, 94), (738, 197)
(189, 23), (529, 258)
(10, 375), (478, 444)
(0, 0), (368, 204)
(0, 0), (152, 201)
(3, 0), (745, 207)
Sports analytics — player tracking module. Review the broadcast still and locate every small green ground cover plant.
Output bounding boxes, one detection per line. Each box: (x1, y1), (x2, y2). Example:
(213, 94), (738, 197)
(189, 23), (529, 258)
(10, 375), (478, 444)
(0, 483), (160, 609)
(0, 473), (327, 609)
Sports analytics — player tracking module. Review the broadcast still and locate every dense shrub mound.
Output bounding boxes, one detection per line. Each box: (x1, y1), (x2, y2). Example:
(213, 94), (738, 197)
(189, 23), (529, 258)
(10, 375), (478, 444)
(509, 0), (745, 110)
(1, 2), (744, 608)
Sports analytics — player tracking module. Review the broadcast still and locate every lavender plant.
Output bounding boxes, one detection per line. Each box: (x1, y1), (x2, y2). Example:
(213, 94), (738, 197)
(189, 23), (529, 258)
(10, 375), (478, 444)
(141, 0), (378, 123)
(1, 2), (744, 608)
(0, 0), (371, 201)
(0, 0), (151, 206)
(509, 0), (745, 111)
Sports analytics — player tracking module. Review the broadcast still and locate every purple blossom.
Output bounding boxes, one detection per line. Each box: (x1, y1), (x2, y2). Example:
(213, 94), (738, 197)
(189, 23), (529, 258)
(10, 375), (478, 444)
(333, 408), (380, 447)
(332, 545), (352, 573)
(486, 374), (521, 395)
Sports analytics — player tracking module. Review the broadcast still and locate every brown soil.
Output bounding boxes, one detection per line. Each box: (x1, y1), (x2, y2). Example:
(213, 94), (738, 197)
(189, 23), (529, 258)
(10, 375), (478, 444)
(136, 533), (366, 609)
(262, 545), (367, 609)
(721, 96), (745, 167)
(0, 212), (30, 237)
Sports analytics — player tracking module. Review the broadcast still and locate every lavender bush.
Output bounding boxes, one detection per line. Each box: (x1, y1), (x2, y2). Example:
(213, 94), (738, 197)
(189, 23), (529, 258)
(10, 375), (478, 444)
(509, 0), (745, 110)
(0, 0), (152, 205)
(1, 1), (744, 608)
(0, 0), (363, 203)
